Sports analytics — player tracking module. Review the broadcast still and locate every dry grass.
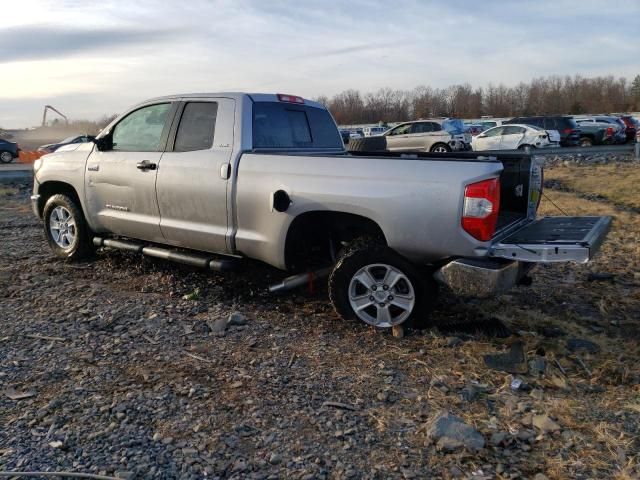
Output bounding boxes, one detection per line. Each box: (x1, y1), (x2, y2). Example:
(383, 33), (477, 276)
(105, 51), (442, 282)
(545, 163), (640, 210)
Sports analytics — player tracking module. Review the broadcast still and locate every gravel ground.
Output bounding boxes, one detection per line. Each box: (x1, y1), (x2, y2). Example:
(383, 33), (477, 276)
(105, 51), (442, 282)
(1, 172), (639, 480)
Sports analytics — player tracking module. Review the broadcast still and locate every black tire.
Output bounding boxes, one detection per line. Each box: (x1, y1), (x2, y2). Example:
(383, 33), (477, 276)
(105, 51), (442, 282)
(347, 136), (387, 152)
(42, 194), (94, 260)
(518, 144), (535, 150)
(579, 137), (593, 147)
(0, 150), (14, 163)
(329, 237), (437, 329)
(429, 143), (451, 153)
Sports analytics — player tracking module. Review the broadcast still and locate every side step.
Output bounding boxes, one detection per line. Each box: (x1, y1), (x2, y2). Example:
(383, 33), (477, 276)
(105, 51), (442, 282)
(93, 237), (237, 272)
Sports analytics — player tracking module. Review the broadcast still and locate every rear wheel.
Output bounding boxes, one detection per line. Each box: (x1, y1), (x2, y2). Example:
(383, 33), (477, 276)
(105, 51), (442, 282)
(579, 137), (593, 147)
(329, 238), (437, 329)
(518, 144), (535, 150)
(43, 194), (94, 260)
(429, 143), (451, 153)
(0, 151), (14, 163)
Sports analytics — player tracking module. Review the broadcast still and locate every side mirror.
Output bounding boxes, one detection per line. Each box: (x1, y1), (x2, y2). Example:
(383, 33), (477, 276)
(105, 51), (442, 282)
(94, 134), (113, 152)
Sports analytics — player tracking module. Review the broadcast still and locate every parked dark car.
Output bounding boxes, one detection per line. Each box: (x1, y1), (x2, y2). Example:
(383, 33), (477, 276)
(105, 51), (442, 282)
(505, 116), (581, 147)
(0, 138), (20, 163)
(574, 120), (617, 146)
(585, 116), (628, 144)
(339, 129), (351, 144)
(37, 134), (95, 153)
(618, 115), (638, 143)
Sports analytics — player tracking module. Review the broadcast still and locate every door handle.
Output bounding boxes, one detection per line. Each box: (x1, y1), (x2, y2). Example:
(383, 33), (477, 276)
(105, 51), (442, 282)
(136, 160), (157, 170)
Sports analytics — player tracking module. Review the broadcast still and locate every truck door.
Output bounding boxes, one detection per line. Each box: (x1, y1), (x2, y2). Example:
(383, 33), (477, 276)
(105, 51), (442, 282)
(155, 98), (235, 254)
(85, 102), (176, 243)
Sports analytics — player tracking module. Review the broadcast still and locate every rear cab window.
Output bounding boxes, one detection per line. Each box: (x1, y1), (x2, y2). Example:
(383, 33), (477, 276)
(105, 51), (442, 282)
(252, 102), (343, 150)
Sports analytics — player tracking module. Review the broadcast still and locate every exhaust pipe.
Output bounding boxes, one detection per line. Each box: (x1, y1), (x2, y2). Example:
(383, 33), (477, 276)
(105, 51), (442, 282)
(268, 267), (332, 293)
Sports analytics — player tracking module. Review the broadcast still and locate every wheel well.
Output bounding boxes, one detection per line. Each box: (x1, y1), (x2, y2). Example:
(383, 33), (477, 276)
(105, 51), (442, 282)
(37, 181), (82, 217)
(284, 211), (386, 271)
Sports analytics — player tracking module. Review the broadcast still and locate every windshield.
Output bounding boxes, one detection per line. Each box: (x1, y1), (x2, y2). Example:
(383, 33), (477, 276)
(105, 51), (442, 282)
(60, 135), (78, 143)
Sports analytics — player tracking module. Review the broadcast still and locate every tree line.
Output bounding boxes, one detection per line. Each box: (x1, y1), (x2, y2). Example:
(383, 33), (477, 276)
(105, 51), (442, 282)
(316, 74), (640, 125)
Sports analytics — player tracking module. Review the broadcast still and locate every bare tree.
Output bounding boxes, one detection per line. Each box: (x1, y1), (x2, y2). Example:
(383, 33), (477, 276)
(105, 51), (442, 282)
(321, 74), (638, 124)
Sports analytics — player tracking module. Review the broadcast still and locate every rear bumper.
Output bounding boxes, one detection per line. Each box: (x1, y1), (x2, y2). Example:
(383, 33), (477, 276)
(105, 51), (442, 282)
(434, 258), (533, 298)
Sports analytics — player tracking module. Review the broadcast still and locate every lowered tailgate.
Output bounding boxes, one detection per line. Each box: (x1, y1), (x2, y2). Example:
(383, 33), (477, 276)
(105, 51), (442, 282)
(490, 216), (611, 263)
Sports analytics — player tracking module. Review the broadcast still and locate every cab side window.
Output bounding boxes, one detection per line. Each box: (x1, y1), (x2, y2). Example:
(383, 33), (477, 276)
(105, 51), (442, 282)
(174, 102), (219, 152)
(112, 103), (172, 152)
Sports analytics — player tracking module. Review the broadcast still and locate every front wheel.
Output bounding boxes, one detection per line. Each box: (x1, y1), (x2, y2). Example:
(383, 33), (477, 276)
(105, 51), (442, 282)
(0, 151), (14, 163)
(42, 194), (94, 260)
(430, 143), (451, 153)
(329, 239), (437, 329)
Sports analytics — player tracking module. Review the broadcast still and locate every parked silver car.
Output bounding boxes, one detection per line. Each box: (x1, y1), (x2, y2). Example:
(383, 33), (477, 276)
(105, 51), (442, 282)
(383, 120), (466, 152)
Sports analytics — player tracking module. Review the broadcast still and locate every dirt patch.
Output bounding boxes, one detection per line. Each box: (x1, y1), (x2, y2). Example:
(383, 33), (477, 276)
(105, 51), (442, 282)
(1, 167), (639, 479)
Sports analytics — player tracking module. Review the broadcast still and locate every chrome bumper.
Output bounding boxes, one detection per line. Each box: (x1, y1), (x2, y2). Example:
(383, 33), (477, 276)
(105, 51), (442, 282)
(434, 258), (533, 298)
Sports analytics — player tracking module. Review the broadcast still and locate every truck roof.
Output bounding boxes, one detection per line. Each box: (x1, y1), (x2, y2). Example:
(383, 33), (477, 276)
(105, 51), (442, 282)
(139, 92), (326, 109)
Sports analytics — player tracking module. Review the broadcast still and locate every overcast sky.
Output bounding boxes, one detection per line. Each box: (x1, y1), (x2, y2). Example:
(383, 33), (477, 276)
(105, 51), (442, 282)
(1, 0), (639, 127)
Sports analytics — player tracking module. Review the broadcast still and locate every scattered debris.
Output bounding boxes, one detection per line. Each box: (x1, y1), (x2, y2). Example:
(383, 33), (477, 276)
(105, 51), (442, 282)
(3, 387), (37, 400)
(321, 401), (357, 411)
(528, 356), (547, 376)
(566, 338), (600, 354)
(425, 410), (485, 452)
(573, 355), (592, 377)
(227, 311), (247, 326)
(181, 287), (201, 300)
(586, 272), (615, 282)
(392, 324), (404, 338)
(532, 414), (561, 433)
(484, 341), (527, 374)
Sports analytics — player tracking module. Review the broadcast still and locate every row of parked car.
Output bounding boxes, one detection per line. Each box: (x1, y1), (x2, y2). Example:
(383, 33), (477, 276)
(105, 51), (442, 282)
(466, 114), (638, 147)
(341, 114), (640, 153)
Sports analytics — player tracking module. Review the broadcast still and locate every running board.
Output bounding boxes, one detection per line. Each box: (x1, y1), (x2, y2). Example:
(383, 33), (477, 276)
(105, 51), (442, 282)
(93, 237), (237, 271)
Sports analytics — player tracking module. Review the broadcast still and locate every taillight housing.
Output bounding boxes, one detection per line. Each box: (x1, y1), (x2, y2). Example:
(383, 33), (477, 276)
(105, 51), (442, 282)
(462, 178), (500, 241)
(563, 128), (574, 134)
(605, 127), (614, 137)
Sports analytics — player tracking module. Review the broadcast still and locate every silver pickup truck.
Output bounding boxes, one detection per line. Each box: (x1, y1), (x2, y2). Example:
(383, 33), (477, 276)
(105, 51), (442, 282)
(31, 92), (611, 329)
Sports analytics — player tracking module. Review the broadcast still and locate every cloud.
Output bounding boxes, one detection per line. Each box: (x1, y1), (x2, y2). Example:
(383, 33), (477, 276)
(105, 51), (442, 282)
(1, 0), (639, 127)
(0, 25), (178, 63)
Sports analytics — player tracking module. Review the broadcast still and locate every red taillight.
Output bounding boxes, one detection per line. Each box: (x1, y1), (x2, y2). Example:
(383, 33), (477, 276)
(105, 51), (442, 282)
(605, 127), (614, 137)
(563, 128), (573, 134)
(277, 93), (304, 104)
(462, 178), (500, 241)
